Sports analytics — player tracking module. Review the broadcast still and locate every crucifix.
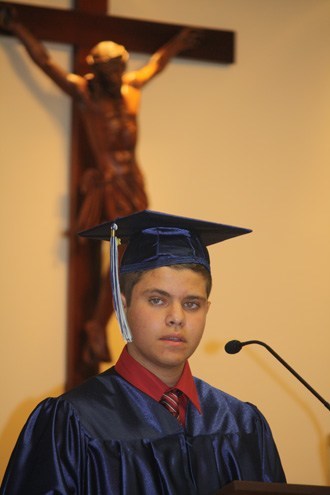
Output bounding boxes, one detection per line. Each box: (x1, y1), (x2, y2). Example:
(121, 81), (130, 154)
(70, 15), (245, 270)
(0, 0), (235, 389)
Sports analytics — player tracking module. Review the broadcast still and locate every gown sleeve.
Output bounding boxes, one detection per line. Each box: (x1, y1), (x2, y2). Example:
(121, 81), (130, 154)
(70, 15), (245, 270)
(250, 403), (286, 482)
(1, 397), (89, 495)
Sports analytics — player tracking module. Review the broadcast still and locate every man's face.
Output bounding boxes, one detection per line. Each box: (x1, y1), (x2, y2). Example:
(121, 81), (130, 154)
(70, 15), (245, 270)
(123, 266), (210, 381)
(92, 58), (126, 87)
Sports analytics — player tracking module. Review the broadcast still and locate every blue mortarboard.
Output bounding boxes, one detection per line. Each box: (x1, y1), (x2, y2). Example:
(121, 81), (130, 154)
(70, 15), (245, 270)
(79, 210), (252, 341)
(79, 209), (251, 272)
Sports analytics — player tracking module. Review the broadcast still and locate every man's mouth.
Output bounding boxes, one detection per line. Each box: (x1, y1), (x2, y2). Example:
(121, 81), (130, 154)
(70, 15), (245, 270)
(160, 335), (185, 343)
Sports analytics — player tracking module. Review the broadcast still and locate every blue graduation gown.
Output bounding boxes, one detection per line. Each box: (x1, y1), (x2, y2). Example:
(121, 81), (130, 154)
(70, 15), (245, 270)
(1, 367), (285, 494)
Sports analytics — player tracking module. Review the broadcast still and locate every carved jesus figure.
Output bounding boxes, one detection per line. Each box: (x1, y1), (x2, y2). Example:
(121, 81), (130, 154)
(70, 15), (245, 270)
(0, 5), (197, 366)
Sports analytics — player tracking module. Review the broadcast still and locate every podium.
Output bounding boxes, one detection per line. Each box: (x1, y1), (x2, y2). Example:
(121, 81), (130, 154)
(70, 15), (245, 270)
(217, 481), (330, 494)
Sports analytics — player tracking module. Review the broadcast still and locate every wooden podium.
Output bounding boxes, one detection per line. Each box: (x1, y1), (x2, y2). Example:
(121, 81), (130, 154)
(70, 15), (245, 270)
(217, 481), (330, 494)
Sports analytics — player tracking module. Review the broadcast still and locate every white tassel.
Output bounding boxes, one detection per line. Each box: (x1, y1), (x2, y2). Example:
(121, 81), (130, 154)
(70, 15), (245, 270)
(110, 224), (133, 342)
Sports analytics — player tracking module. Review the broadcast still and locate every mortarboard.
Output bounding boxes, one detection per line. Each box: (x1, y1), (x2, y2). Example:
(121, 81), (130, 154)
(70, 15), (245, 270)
(79, 209), (251, 272)
(79, 210), (252, 341)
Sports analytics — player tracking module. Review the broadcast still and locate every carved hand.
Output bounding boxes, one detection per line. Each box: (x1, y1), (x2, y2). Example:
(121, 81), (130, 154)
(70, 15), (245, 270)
(0, 4), (16, 31)
(175, 27), (203, 52)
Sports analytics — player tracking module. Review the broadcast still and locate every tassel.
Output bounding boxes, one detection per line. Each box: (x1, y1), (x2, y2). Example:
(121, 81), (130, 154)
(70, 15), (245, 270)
(110, 223), (133, 342)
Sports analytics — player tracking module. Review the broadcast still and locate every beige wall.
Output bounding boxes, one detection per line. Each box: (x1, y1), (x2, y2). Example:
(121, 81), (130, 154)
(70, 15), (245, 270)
(1, 0), (329, 486)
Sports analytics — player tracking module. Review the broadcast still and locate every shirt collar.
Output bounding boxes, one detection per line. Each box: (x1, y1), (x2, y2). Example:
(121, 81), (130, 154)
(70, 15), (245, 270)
(115, 346), (201, 413)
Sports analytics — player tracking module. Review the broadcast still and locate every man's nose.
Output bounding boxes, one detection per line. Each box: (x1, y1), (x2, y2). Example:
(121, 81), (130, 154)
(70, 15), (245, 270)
(165, 302), (185, 328)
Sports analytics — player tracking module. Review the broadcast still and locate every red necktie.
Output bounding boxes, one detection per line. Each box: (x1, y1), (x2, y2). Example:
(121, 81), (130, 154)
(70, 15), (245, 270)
(160, 389), (182, 421)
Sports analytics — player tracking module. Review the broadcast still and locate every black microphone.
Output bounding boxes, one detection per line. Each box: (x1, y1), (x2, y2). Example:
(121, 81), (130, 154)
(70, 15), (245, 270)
(225, 339), (330, 411)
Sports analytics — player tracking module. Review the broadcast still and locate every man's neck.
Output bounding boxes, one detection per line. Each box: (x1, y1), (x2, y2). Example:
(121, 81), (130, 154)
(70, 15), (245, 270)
(156, 368), (184, 388)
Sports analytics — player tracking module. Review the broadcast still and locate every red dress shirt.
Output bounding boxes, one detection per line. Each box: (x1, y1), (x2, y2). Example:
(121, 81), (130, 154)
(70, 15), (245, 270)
(115, 346), (201, 427)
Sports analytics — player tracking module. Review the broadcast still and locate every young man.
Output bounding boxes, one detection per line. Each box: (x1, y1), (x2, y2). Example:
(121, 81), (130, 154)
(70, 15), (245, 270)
(1, 210), (286, 494)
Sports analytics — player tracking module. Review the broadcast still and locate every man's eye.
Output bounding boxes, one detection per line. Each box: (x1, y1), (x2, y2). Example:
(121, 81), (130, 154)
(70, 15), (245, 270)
(184, 301), (200, 310)
(149, 297), (163, 306)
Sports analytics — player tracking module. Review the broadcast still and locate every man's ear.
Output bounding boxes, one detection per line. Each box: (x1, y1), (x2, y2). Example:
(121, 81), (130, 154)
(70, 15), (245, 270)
(121, 294), (127, 311)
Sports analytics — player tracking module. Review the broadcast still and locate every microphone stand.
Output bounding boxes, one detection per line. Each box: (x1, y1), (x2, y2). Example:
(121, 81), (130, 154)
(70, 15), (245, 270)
(226, 339), (330, 412)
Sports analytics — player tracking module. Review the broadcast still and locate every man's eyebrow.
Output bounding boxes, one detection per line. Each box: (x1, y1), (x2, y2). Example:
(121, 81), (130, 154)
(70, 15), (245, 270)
(142, 289), (171, 297)
(184, 295), (207, 301)
(142, 289), (207, 301)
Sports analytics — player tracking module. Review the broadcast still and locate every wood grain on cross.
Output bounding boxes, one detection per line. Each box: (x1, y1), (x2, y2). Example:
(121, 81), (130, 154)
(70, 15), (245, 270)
(1, 0), (235, 389)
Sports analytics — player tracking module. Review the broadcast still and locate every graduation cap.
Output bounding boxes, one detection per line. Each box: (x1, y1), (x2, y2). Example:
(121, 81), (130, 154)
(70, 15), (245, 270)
(79, 210), (252, 342)
(79, 209), (252, 272)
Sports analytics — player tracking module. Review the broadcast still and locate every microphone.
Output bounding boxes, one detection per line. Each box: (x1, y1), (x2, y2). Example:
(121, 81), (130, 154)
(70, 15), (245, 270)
(225, 339), (330, 411)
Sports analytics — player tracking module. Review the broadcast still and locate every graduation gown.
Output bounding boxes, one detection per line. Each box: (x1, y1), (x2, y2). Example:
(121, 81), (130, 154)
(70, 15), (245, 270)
(1, 367), (285, 494)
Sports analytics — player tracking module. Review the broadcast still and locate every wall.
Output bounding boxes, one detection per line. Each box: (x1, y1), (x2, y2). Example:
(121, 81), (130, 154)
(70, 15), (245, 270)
(1, 0), (329, 486)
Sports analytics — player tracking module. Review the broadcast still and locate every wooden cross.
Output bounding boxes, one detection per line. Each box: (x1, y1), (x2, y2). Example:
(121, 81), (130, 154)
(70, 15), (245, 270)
(1, 0), (235, 389)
